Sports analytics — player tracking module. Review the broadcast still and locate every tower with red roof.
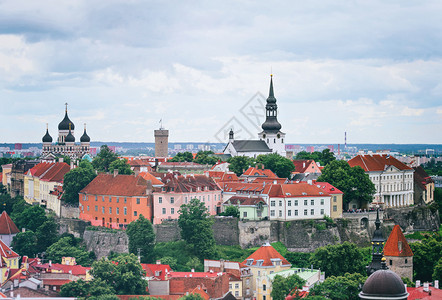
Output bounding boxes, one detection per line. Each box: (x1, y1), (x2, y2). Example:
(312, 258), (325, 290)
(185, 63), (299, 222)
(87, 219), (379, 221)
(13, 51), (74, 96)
(0, 211), (19, 247)
(383, 225), (413, 281)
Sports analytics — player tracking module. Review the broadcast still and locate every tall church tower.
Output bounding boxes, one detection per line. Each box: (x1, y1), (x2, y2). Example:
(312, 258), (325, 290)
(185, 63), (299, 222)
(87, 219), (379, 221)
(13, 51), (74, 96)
(366, 208), (385, 276)
(154, 122), (169, 158)
(258, 75), (286, 156)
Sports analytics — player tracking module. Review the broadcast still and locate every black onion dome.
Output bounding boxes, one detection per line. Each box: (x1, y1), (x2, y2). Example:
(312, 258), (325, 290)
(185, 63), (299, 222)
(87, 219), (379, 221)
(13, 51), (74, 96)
(42, 128), (52, 143)
(359, 270), (408, 299)
(65, 127), (75, 143)
(261, 76), (282, 133)
(80, 128), (90, 143)
(58, 110), (75, 131)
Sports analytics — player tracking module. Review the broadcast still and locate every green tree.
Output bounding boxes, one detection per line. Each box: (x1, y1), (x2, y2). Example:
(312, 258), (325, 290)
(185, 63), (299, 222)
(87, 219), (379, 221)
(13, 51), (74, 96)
(401, 276), (415, 287)
(126, 214), (155, 263)
(410, 235), (442, 282)
(92, 145), (119, 172)
(91, 253), (148, 295)
(60, 278), (115, 298)
(63, 160), (97, 205)
(219, 205), (239, 218)
(109, 158), (134, 175)
(256, 153), (295, 178)
(160, 256), (178, 270)
(12, 205), (47, 231)
(46, 236), (95, 266)
(179, 294), (205, 300)
(170, 152), (194, 162)
(317, 160), (375, 209)
(433, 257), (442, 282)
(294, 149), (336, 167)
(285, 252), (312, 268)
(186, 257), (202, 271)
(310, 242), (365, 277)
(309, 272), (366, 300)
(11, 230), (38, 257)
(35, 218), (59, 253)
(60, 155), (71, 166)
(178, 198), (216, 260)
(320, 149), (336, 166)
(228, 156), (254, 176)
(271, 274), (306, 300)
(0, 193), (19, 214)
(194, 151), (218, 165)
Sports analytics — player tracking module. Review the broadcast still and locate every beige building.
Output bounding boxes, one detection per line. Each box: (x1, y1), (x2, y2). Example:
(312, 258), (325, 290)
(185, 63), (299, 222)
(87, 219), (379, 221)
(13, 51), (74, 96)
(413, 166), (435, 205)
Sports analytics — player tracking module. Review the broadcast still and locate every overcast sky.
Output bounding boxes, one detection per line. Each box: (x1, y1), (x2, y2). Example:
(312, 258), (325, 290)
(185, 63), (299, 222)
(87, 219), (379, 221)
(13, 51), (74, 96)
(1, 0), (441, 144)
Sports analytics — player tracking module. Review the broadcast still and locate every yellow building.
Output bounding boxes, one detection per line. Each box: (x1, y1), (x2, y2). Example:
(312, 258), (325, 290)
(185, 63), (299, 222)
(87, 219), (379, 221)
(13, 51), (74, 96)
(1, 164), (12, 190)
(0, 239), (20, 284)
(241, 243), (292, 300)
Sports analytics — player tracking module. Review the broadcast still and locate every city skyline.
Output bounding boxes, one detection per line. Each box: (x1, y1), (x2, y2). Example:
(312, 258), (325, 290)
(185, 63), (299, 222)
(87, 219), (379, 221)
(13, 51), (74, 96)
(1, 1), (442, 144)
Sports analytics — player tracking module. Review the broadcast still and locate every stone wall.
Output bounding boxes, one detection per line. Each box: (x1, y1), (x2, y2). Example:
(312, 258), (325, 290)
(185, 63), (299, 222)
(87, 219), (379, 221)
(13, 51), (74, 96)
(57, 218), (90, 238)
(60, 205), (80, 219)
(154, 220), (181, 243)
(384, 205), (440, 232)
(213, 217), (239, 246)
(83, 230), (129, 259)
(238, 220), (271, 248)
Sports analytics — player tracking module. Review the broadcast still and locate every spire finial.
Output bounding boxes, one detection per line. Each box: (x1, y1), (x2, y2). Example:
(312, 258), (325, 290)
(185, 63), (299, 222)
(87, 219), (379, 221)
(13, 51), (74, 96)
(46, 123), (48, 130)
(269, 74), (274, 97)
(65, 102), (68, 112)
(84, 123), (87, 130)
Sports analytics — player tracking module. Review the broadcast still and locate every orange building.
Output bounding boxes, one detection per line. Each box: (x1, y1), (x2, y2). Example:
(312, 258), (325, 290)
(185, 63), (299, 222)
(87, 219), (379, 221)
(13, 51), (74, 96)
(79, 173), (153, 228)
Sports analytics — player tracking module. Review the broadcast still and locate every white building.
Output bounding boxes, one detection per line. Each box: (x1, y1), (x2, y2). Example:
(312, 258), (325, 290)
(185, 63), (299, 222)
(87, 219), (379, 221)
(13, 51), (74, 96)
(224, 75), (286, 158)
(348, 154), (414, 208)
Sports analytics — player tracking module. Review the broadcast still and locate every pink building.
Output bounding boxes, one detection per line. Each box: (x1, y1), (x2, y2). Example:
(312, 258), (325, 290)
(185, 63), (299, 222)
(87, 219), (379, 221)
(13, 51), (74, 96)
(153, 173), (222, 224)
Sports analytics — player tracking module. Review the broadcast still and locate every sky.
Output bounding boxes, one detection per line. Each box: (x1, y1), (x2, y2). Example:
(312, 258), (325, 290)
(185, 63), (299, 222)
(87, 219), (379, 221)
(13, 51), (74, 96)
(1, 0), (441, 144)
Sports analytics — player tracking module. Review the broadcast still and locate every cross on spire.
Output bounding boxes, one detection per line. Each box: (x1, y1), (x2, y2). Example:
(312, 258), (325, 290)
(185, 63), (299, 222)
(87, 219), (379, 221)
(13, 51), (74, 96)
(65, 102), (68, 112)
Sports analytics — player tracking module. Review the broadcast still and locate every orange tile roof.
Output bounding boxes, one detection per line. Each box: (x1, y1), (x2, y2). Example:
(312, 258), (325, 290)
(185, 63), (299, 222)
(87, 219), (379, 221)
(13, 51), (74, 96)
(139, 172), (164, 186)
(242, 243), (291, 267)
(383, 225), (413, 257)
(292, 160), (316, 173)
(0, 239), (19, 259)
(0, 211), (19, 235)
(227, 196), (267, 206)
(141, 263), (171, 280)
(243, 167), (277, 178)
(40, 162), (70, 183)
(348, 154), (412, 172)
(28, 162), (53, 177)
(268, 183), (331, 198)
(189, 286), (210, 300)
(80, 174), (150, 196)
(221, 182), (265, 193)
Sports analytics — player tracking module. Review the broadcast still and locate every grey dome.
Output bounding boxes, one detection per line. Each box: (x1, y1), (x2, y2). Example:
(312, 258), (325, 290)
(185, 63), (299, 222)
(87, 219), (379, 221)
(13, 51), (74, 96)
(42, 129), (52, 143)
(359, 270), (408, 299)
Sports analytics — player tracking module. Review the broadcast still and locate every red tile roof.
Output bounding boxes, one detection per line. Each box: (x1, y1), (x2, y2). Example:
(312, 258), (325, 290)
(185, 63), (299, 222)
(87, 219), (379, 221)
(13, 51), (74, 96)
(384, 225), (413, 257)
(80, 174), (150, 196)
(42, 279), (72, 286)
(348, 154), (413, 172)
(267, 183), (330, 198)
(221, 182), (265, 193)
(40, 162), (70, 183)
(242, 243), (291, 267)
(315, 182), (343, 195)
(413, 166), (434, 190)
(141, 263), (171, 280)
(292, 160), (318, 173)
(243, 167), (277, 178)
(139, 172), (164, 187)
(189, 286), (210, 300)
(35, 263), (90, 276)
(251, 177), (287, 184)
(168, 272), (221, 278)
(0, 211), (19, 235)
(407, 286), (442, 299)
(0, 239), (19, 259)
(157, 174), (220, 193)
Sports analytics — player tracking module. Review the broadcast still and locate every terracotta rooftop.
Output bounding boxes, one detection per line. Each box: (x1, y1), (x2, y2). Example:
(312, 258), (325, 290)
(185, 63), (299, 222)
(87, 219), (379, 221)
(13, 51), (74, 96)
(139, 172), (164, 187)
(315, 182), (343, 195)
(168, 271), (222, 278)
(413, 166), (434, 190)
(80, 174), (150, 196)
(226, 196), (267, 206)
(0, 239), (19, 259)
(348, 154), (413, 172)
(292, 160), (319, 173)
(157, 174), (220, 193)
(0, 211), (19, 235)
(242, 243), (291, 267)
(267, 183), (331, 198)
(141, 263), (171, 281)
(384, 225), (413, 257)
(407, 286), (442, 299)
(242, 167), (277, 178)
(28, 162), (70, 183)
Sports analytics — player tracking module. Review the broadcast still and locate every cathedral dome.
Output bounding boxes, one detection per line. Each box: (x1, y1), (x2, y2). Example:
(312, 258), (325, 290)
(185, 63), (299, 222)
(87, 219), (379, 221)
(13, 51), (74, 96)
(65, 125), (75, 143)
(42, 127), (52, 143)
(58, 110), (75, 131)
(359, 269), (408, 299)
(80, 124), (90, 143)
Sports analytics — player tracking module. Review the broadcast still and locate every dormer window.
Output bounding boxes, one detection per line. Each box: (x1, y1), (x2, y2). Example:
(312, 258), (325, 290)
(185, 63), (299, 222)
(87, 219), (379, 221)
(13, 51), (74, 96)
(246, 259), (254, 266)
(256, 260), (264, 266)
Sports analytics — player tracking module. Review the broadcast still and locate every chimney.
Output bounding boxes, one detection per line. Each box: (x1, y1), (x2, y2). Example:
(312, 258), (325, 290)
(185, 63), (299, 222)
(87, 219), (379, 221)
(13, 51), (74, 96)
(416, 280), (421, 287)
(22, 228), (26, 233)
(423, 282), (429, 292)
(435, 280), (439, 289)
(303, 162), (305, 168)
(70, 161), (74, 169)
(191, 269), (195, 273)
(134, 169), (140, 177)
(113, 169), (118, 177)
(156, 260), (161, 265)
(49, 260), (52, 267)
(146, 180), (153, 194)
(59, 157), (63, 163)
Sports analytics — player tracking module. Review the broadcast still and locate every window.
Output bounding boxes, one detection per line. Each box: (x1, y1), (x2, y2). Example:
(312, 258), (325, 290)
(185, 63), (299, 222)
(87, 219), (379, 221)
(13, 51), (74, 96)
(109, 207), (112, 214)
(116, 197), (119, 203)
(295, 200), (298, 206)
(116, 207), (119, 215)
(279, 210), (282, 217)
(95, 196), (97, 201)
(203, 196), (205, 201)
(124, 207), (127, 215)
(243, 211), (248, 218)
(279, 200), (282, 206)
(271, 200), (275, 207)
(185, 197), (188, 203)
(170, 197), (174, 204)
(271, 210), (275, 217)
(171, 208), (175, 214)
(321, 199), (324, 205)
(263, 284), (266, 291)
(295, 210), (298, 216)
(208, 195), (210, 201)
(95, 205), (98, 211)
(311, 199), (314, 205)
(263, 296), (266, 300)
(288, 200), (291, 206)
(311, 209), (314, 215)
(102, 196), (105, 202)
(288, 210), (291, 216)
(235, 283), (239, 289)
(87, 205), (89, 211)
(229, 284), (232, 289)
(109, 197), (112, 203)
(405, 259), (408, 264)
(162, 208), (166, 214)
(333, 196), (337, 202)
(124, 197), (127, 203)
(304, 199), (308, 205)
(304, 209), (308, 216)
(136, 198), (140, 204)
(333, 205), (337, 212)
(389, 260), (393, 266)
(134, 211), (137, 216)
(159, 197), (163, 204)
(320, 209), (324, 215)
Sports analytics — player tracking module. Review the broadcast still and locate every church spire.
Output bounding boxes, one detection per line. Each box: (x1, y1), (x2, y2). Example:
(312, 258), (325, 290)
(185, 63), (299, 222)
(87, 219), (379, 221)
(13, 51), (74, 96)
(366, 207), (386, 276)
(261, 75), (281, 133)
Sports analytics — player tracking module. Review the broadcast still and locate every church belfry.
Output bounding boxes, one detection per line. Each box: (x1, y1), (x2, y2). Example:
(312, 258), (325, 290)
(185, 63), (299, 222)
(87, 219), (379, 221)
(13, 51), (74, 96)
(258, 75), (286, 156)
(366, 208), (385, 276)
